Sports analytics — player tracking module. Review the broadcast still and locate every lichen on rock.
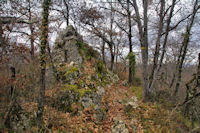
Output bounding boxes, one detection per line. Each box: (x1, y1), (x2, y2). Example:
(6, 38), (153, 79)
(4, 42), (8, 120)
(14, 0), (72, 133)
(111, 115), (129, 133)
(52, 25), (83, 65)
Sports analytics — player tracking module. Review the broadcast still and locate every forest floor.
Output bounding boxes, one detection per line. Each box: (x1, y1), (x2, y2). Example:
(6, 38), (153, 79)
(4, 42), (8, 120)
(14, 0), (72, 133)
(20, 81), (193, 133)
(0, 59), (197, 132)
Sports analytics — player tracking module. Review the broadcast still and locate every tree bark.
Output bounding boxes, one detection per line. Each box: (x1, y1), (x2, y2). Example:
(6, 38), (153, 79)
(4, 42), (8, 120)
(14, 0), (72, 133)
(131, 0), (150, 101)
(28, 0), (35, 61)
(0, 20), (4, 62)
(127, 0), (133, 83)
(63, 0), (69, 26)
(149, 0), (165, 88)
(110, 0), (114, 71)
(174, 0), (199, 96)
(37, 0), (51, 128)
(102, 39), (106, 64)
(142, 0), (150, 101)
(158, 0), (176, 70)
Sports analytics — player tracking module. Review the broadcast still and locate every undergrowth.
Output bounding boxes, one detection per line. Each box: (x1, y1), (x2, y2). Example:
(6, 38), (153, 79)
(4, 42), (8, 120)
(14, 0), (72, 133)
(129, 86), (198, 132)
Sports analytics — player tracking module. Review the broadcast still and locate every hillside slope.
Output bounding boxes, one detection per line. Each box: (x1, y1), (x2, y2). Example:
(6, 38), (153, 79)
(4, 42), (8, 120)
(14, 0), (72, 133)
(1, 26), (198, 133)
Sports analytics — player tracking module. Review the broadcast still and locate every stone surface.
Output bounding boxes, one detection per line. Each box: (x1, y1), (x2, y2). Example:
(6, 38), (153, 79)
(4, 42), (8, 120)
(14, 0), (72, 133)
(130, 119), (138, 132)
(125, 96), (138, 112)
(53, 25), (83, 65)
(6, 104), (31, 132)
(107, 69), (119, 83)
(111, 116), (129, 133)
(122, 80), (129, 86)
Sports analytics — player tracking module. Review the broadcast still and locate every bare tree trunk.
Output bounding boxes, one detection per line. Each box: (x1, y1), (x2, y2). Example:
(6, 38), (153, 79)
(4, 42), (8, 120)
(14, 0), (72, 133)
(63, 0), (69, 26)
(102, 39), (106, 64)
(47, 43), (59, 81)
(174, 0), (199, 96)
(37, 0), (51, 128)
(158, 0), (176, 70)
(0, 21), (3, 62)
(10, 67), (15, 98)
(170, 42), (184, 88)
(109, 0), (115, 72)
(149, 0), (165, 88)
(115, 43), (119, 71)
(110, 50), (114, 71)
(28, 0), (35, 61)
(131, 0), (150, 101)
(150, 0), (176, 93)
(127, 0), (133, 83)
(142, 0), (150, 101)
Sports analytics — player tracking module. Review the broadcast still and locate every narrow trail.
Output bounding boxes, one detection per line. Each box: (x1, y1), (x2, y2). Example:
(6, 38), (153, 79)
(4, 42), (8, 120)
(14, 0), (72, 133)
(101, 82), (140, 132)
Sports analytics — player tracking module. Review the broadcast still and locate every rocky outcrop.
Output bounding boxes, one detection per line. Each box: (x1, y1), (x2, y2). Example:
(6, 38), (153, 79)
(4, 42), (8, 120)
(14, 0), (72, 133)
(4, 103), (32, 132)
(124, 96), (138, 113)
(53, 25), (83, 65)
(48, 25), (121, 124)
(111, 116), (129, 133)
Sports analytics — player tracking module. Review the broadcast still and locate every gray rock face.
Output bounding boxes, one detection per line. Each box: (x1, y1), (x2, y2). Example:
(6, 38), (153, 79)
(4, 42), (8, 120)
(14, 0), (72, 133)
(125, 96), (138, 112)
(107, 69), (119, 83)
(52, 86), (106, 122)
(111, 116), (129, 133)
(122, 80), (129, 87)
(52, 90), (79, 112)
(53, 25), (83, 65)
(6, 104), (31, 132)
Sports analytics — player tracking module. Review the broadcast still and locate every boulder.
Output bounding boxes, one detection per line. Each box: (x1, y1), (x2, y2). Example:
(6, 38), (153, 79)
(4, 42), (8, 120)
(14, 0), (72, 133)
(111, 116), (129, 133)
(53, 25), (83, 65)
(125, 96), (138, 112)
(122, 80), (129, 86)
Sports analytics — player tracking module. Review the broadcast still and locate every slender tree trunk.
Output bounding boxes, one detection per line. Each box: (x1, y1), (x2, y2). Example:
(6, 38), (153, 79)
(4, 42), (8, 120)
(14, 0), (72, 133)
(47, 43), (59, 81)
(170, 42), (184, 88)
(149, 0), (165, 88)
(37, 0), (51, 128)
(102, 39), (106, 64)
(127, 0), (133, 83)
(197, 53), (200, 87)
(142, 0), (150, 101)
(28, 0), (35, 61)
(150, 0), (176, 93)
(115, 43), (119, 71)
(131, 0), (150, 101)
(0, 21), (3, 62)
(158, 0), (176, 70)
(109, 1), (114, 71)
(63, 0), (69, 26)
(30, 24), (34, 60)
(174, 0), (199, 96)
(10, 67), (15, 98)
(110, 50), (114, 71)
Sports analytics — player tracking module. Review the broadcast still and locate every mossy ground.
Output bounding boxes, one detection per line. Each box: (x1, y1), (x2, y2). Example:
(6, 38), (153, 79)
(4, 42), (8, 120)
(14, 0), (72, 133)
(128, 86), (199, 133)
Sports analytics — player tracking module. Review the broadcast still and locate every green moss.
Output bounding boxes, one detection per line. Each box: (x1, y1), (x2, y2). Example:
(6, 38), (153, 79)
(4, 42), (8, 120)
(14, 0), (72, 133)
(62, 84), (93, 97)
(177, 113), (199, 129)
(76, 41), (99, 60)
(91, 104), (96, 109)
(96, 60), (106, 74)
(65, 66), (78, 75)
(78, 80), (84, 87)
(126, 52), (136, 74)
(78, 89), (92, 97)
(56, 65), (79, 82)
(94, 60), (110, 87)
(62, 84), (79, 91)
(130, 86), (143, 100)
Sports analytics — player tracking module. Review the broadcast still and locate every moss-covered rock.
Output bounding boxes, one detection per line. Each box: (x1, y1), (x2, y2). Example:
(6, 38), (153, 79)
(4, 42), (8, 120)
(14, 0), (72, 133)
(76, 41), (100, 60)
